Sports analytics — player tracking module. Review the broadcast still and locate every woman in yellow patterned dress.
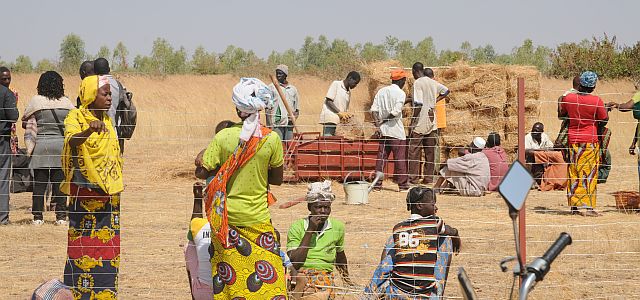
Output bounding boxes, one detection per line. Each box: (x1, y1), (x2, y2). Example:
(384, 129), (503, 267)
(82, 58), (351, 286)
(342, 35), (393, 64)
(61, 75), (123, 299)
(201, 78), (287, 299)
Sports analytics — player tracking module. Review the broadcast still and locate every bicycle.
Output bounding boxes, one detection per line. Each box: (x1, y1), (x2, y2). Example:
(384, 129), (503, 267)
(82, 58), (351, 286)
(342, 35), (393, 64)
(458, 161), (573, 300)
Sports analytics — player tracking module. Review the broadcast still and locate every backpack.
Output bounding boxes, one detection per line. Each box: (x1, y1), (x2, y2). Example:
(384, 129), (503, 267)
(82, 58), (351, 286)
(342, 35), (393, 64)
(115, 81), (137, 140)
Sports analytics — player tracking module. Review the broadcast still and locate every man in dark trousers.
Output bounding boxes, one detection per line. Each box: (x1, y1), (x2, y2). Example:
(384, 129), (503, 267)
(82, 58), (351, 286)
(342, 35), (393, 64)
(0, 75), (18, 225)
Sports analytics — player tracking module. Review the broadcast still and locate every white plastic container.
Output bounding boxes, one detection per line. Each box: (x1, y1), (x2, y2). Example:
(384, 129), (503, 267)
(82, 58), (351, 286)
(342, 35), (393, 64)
(343, 181), (369, 205)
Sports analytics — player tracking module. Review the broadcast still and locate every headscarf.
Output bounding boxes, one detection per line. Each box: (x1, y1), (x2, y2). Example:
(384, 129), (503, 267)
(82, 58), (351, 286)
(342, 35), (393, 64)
(232, 78), (274, 141)
(580, 71), (598, 88)
(60, 75), (123, 195)
(78, 75), (110, 108)
(276, 64), (289, 76)
(306, 180), (335, 203)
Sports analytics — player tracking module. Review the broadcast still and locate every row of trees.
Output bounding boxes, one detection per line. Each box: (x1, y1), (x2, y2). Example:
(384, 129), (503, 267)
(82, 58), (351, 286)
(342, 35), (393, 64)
(1, 33), (638, 79)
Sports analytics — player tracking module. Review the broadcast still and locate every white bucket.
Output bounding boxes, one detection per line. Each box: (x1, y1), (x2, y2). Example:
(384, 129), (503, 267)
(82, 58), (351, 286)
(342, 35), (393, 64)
(343, 181), (369, 205)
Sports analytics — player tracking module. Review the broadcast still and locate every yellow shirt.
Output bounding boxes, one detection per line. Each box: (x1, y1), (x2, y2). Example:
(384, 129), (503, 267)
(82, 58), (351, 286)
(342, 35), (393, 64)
(203, 124), (284, 226)
(435, 101), (446, 129)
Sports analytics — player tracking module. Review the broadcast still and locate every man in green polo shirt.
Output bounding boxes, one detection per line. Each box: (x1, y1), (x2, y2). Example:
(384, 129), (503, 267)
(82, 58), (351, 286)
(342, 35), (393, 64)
(287, 180), (353, 299)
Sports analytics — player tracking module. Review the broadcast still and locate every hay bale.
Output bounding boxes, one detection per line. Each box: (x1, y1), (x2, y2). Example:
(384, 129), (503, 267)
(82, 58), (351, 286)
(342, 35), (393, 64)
(335, 118), (377, 140)
(362, 60), (406, 102)
(447, 92), (476, 109)
(435, 64), (509, 110)
(506, 66), (541, 99)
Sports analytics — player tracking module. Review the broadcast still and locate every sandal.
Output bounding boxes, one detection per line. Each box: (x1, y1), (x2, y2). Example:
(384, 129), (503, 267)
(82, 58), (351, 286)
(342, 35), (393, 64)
(583, 209), (602, 217)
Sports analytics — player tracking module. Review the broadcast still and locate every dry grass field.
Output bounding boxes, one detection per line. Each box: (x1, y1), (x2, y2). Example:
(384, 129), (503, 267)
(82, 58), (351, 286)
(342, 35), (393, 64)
(1, 73), (639, 299)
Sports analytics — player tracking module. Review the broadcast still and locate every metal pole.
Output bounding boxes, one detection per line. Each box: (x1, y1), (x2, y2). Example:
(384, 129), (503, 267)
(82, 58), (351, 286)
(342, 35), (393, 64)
(517, 78), (527, 271)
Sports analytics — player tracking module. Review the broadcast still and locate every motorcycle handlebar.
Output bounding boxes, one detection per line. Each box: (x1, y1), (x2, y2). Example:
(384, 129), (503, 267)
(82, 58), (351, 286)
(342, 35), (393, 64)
(541, 232), (572, 266)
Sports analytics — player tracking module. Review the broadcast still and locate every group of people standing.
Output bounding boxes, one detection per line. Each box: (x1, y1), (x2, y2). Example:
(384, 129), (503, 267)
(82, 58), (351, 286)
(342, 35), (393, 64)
(1, 59), (132, 299)
(182, 71), (462, 299)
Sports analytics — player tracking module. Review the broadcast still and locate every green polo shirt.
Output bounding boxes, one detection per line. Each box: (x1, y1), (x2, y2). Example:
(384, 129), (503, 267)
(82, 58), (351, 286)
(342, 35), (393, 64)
(286, 217), (345, 271)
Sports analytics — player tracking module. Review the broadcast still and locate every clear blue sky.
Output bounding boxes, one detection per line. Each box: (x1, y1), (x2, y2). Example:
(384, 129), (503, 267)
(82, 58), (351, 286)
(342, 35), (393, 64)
(2, 0), (637, 62)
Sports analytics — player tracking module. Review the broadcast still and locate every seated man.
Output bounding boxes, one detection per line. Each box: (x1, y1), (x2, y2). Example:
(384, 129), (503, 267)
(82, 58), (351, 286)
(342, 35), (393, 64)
(526, 122), (567, 190)
(525, 122), (554, 180)
(185, 184), (297, 300)
(482, 132), (509, 191)
(287, 181), (353, 299)
(365, 187), (461, 299)
(433, 137), (490, 197)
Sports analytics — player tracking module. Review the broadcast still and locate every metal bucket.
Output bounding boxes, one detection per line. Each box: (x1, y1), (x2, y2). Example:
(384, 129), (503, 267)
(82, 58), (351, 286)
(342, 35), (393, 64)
(343, 172), (370, 205)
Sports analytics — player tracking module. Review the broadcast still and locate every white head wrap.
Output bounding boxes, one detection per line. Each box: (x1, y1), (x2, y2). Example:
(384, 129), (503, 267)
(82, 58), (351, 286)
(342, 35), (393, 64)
(232, 78), (274, 141)
(472, 137), (486, 149)
(306, 180), (335, 203)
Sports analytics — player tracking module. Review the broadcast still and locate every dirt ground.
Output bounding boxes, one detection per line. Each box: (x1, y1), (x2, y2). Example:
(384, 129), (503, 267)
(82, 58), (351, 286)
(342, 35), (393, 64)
(1, 74), (639, 299)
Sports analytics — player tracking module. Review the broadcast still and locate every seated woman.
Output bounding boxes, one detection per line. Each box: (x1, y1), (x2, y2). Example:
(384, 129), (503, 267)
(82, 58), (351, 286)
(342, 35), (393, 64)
(481, 132), (509, 191)
(364, 187), (461, 299)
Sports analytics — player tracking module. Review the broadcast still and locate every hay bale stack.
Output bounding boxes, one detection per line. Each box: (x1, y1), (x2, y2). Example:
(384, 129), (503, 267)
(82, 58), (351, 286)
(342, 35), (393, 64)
(362, 60), (406, 105)
(358, 61), (542, 158)
(436, 64), (509, 110)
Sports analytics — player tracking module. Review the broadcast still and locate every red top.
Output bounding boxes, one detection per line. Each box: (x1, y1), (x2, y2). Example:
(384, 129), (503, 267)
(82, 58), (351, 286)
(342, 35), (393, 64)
(482, 146), (509, 191)
(560, 93), (607, 144)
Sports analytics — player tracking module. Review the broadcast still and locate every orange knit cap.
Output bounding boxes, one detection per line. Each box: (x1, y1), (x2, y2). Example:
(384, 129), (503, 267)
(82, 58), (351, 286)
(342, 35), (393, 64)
(390, 69), (407, 80)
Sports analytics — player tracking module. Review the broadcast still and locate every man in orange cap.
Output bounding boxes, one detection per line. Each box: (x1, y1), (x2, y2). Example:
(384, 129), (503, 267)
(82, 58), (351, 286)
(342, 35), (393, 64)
(370, 69), (409, 191)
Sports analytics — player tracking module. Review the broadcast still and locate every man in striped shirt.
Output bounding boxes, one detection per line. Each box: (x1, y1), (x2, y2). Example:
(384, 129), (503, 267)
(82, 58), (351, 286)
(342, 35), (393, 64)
(365, 187), (460, 299)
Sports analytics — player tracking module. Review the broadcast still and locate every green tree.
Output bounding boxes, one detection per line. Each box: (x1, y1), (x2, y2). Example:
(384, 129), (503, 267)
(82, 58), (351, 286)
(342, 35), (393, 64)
(96, 45), (111, 60)
(394, 40), (416, 66)
(326, 39), (359, 72)
(471, 44), (496, 64)
(59, 33), (86, 74)
(384, 36), (399, 57)
(35, 59), (56, 72)
(133, 55), (155, 73)
(219, 45), (255, 73)
(267, 49), (298, 70)
(359, 42), (388, 62)
(511, 39), (552, 73)
(439, 50), (465, 65)
(459, 41), (472, 61)
(112, 42), (129, 71)
(12, 55), (33, 73)
(192, 46), (217, 74)
(298, 35), (330, 71)
(414, 37), (438, 66)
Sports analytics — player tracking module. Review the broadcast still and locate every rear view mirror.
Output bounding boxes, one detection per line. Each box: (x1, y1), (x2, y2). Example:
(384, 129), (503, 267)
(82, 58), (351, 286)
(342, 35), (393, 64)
(498, 160), (534, 213)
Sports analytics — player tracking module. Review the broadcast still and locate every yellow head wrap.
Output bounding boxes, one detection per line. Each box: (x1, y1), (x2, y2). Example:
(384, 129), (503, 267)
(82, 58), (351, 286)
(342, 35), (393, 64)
(78, 75), (110, 108)
(60, 75), (123, 195)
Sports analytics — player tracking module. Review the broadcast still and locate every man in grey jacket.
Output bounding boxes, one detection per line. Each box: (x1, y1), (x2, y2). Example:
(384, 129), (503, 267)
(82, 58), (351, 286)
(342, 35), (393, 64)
(0, 83), (18, 225)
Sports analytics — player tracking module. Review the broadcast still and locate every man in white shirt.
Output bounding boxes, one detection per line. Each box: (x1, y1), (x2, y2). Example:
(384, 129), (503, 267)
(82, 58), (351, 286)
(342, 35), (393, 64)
(371, 69), (409, 191)
(525, 122), (554, 151)
(319, 71), (360, 136)
(525, 122), (561, 185)
(409, 63), (449, 184)
(266, 64), (300, 141)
